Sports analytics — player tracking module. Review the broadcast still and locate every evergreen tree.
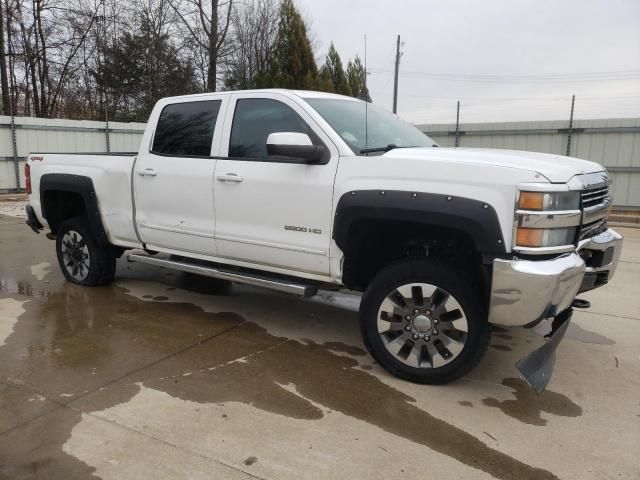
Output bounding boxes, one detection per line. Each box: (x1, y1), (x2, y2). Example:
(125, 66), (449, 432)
(317, 64), (335, 92)
(346, 55), (371, 102)
(269, 0), (318, 89)
(323, 43), (351, 96)
(99, 18), (198, 121)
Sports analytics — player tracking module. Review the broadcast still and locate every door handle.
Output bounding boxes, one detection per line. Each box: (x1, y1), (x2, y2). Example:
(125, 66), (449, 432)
(216, 173), (243, 183)
(137, 168), (157, 177)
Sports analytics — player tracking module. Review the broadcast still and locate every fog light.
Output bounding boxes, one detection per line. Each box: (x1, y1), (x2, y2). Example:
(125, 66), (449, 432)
(516, 227), (577, 248)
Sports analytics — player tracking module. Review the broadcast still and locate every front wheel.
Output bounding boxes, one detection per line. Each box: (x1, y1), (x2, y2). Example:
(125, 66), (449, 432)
(359, 258), (490, 384)
(56, 217), (116, 286)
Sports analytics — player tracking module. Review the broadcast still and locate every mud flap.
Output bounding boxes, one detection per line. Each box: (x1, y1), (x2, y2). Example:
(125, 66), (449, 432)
(515, 308), (572, 394)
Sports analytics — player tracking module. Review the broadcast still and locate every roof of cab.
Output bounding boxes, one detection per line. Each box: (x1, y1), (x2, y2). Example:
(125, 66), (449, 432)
(159, 88), (360, 103)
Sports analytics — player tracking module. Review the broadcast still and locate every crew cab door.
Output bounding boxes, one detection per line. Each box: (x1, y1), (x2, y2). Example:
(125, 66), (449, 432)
(134, 96), (228, 255)
(213, 93), (339, 276)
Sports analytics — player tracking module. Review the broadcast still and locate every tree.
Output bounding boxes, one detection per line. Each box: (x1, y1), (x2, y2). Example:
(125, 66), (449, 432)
(317, 64), (333, 92)
(99, 17), (198, 121)
(268, 0), (317, 89)
(169, 0), (234, 92)
(3, 0), (105, 118)
(223, 0), (278, 90)
(322, 42), (350, 95)
(0, 0), (365, 119)
(346, 55), (371, 101)
(0, 0), (10, 114)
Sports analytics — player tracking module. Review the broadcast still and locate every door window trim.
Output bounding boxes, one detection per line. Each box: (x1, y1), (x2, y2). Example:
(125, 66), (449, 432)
(149, 99), (223, 158)
(225, 97), (329, 164)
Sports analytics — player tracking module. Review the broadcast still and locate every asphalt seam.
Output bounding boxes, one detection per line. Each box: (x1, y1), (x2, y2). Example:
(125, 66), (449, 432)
(65, 321), (249, 407)
(156, 337), (292, 382)
(578, 310), (640, 321)
(0, 380), (68, 437)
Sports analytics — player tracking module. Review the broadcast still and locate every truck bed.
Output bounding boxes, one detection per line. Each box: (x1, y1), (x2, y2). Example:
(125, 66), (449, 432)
(27, 151), (141, 248)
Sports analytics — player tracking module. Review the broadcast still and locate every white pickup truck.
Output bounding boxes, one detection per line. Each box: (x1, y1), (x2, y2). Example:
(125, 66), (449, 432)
(24, 89), (622, 391)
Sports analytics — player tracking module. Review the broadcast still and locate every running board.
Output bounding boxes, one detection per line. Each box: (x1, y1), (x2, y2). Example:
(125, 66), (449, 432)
(127, 253), (318, 297)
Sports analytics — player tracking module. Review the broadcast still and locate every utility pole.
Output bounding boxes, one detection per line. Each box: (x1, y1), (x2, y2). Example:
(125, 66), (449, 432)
(566, 94), (575, 157)
(392, 34), (401, 114)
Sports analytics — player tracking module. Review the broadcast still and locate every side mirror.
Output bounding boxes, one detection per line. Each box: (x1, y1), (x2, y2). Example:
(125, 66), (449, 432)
(266, 132), (326, 163)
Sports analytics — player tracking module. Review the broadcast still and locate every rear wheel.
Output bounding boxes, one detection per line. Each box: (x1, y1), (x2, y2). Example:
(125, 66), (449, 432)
(56, 217), (116, 286)
(360, 258), (490, 384)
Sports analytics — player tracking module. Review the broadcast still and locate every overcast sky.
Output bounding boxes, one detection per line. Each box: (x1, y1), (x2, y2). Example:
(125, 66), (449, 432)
(296, 0), (640, 124)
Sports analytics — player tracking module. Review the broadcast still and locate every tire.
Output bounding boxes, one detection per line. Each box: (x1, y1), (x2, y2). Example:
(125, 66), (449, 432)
(56, 217), (116, 286)
(359, 257), (490, 384)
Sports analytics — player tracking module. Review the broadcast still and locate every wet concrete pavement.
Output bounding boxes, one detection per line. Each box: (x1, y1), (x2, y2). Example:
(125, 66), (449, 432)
(1, 211), (639, 480)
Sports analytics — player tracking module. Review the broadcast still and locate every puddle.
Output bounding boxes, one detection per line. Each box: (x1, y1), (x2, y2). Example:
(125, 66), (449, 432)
(322, 341), (366, 356)
(482, 378), (582, 426)
(495, 333), (513, 340)
(565, 323), (615, 346)
(0, 278), (48, 297)
(490, 344), (512, 351)
(0, 258), (563, 480)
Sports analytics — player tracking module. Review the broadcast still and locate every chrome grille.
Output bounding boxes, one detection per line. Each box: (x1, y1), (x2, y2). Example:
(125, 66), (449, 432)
(581, 186), (609, 209)
(580, 218), (607, 240)
(580, 182), (611, 240)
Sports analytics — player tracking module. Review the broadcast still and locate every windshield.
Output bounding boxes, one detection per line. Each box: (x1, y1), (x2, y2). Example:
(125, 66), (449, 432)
(304, 98), (436, 155)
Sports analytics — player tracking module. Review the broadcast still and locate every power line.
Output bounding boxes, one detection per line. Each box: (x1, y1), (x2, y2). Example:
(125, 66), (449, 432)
(369, 68), (640, 83)
(370, 92), (640, 101)
(370, 68), (640, 78)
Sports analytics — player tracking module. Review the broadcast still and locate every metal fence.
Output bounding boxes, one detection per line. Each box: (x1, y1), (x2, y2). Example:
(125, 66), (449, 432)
(419, 118), (640, 208)
(0, 116), (146, 191)
(2, 114), (639, 208)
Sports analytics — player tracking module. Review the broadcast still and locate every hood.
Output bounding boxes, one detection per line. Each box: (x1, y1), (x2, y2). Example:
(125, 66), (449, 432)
(382, 147), (604, 183)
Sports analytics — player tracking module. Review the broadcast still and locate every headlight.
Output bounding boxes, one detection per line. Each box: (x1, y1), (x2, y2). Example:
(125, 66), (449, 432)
(515, 189), (581, 252)
(518, 191), (580, 211)
(515, 227), (577, 248)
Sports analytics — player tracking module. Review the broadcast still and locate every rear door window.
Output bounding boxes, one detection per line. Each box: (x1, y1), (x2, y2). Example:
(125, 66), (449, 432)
(152, 100), (221, 156)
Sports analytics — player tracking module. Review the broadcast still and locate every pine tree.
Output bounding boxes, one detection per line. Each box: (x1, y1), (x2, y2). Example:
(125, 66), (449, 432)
(323, 43), (351, 96)
(269, 0), (318, 89)
(99, 18), (198, 121)
(346, 55), (371, 101)
(318, 65), (335, 92)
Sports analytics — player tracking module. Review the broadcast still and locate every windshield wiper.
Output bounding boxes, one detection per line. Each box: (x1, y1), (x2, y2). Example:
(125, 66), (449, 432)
(359, 144), (417, 154)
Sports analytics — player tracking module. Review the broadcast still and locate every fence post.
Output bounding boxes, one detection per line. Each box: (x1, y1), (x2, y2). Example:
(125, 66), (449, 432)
(10, 109), (19, 191)
(566, 94), (575, 157)
(454, 100), (461, 147)
(104, 119), (111, 152)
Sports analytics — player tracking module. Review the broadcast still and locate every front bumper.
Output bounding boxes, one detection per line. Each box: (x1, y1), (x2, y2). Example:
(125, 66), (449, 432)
(577, 228), (623, 293)
(489, 228), (623, 327)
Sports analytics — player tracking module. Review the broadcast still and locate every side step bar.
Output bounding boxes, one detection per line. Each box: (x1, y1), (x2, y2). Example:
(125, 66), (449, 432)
(127, 253), (318, 297)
